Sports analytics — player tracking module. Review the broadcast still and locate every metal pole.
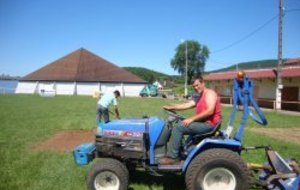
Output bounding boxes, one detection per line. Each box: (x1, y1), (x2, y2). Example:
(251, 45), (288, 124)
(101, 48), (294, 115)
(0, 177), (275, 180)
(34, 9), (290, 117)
(184, 41), (188, 97)
(275, 0), (284, 111)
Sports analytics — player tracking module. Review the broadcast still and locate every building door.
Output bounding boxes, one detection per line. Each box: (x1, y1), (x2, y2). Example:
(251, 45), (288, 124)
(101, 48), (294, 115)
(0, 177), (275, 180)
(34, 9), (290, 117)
(282, 86), (299, 111)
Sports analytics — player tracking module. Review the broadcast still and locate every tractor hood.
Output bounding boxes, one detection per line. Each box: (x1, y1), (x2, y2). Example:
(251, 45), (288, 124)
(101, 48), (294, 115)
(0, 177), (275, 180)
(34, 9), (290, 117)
(96, 117), (165, 137)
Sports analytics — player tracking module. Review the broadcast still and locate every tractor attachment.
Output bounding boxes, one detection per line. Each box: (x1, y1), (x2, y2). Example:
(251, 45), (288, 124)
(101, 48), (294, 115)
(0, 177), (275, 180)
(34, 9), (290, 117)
(245, 145), (300, 190)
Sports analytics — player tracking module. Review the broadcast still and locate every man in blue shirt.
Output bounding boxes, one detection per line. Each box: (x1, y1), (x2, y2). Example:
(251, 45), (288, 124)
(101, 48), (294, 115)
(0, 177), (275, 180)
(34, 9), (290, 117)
(97, 90), (121, 124)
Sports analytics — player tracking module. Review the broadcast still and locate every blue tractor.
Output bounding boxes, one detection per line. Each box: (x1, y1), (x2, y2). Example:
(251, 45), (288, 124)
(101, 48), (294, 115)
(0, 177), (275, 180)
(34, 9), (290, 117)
(74, 75), (300, 190)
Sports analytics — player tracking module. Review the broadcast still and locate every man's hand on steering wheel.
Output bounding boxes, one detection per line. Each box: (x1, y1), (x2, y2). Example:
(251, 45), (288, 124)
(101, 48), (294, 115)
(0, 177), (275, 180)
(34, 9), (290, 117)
(163, 106), (185, 120)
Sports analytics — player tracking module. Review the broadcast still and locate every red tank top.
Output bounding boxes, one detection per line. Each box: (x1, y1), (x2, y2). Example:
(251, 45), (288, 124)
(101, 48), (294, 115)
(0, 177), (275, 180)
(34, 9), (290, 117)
(195, 90), (221, 127)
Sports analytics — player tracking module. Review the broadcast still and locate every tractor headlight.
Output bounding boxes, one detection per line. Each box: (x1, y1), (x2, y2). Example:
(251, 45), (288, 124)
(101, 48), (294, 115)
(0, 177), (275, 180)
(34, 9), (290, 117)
(96, 127), (102, 135)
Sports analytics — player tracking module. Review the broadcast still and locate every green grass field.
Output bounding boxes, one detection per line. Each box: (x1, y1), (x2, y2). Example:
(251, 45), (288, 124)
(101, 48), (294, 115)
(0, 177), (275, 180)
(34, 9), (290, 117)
(0, 94), (299, 190)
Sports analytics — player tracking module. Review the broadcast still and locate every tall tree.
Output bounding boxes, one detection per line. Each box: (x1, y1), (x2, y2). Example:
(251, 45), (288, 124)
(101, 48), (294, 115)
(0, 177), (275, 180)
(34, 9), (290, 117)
(170, 40), (209, 84)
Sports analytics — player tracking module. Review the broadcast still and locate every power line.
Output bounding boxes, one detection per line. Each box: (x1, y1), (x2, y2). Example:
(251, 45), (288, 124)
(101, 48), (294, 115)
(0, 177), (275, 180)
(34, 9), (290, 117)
(285, 8), (300, 13)
(211, 9), (300, 54)
(211, 14), (278, 54)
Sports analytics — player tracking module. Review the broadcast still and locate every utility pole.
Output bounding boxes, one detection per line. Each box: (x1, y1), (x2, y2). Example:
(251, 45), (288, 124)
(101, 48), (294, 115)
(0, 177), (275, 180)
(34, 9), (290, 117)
(184, 41), (188, 97)
(275, 0), (284, 111)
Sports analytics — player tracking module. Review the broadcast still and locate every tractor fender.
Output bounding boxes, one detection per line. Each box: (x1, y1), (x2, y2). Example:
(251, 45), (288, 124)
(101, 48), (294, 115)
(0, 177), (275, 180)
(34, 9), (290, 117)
(182, 138), (242, 172)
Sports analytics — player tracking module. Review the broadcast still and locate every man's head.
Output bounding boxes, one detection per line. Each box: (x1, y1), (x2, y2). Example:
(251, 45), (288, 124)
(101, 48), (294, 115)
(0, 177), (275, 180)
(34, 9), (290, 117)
(191, 76), (205, 94)
(114, 90), (121, 98)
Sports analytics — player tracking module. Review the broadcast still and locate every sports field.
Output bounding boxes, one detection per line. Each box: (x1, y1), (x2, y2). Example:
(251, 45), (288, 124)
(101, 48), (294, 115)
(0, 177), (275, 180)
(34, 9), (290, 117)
(0, 94), (299, 190)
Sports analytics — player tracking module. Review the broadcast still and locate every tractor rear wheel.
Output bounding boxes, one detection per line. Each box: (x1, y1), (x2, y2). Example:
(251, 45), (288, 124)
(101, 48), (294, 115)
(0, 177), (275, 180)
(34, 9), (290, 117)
(87, 158), (129, 190)
(185, 148), (250, 190)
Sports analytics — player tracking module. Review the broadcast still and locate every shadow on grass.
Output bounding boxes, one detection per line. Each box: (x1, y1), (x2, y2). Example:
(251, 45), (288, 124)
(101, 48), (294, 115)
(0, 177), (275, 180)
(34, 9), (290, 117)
(129, 170), (185, 190)
(128, 170), (264, 190)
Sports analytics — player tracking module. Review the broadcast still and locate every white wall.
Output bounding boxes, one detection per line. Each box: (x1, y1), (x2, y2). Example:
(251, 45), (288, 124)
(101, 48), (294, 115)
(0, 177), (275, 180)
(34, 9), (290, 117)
(37, 82), (55, 93)
(254, 78), (300, 100)
(15, 82), (37, 94)
(253, 79), (276, 99)
(76, 82), (99, 95)
(16, 81), (146, 97)
(209, 79), (276, 99)
(209, 78), (300, 101)
(123, 84), (145, 96)
(100, 83), (123, 95)
(207, 81), (232, 96)
(56, 82), (75, 95)
(100, 83), (145, 97)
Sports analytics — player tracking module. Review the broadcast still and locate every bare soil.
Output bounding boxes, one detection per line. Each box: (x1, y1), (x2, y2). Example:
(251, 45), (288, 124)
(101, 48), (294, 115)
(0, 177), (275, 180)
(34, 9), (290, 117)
(249, 128), (300, 144)
(31, 128), (300, 152)
(31, 129), (95, 152)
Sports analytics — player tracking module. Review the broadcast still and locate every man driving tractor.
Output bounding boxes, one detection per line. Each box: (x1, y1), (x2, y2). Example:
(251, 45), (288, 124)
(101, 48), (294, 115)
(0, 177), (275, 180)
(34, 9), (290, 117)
(160, 75), (221, 165)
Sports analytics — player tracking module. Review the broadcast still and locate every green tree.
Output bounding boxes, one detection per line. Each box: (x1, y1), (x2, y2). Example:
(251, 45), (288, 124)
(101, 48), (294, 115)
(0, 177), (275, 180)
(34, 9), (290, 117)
(170, 40), (209, 84)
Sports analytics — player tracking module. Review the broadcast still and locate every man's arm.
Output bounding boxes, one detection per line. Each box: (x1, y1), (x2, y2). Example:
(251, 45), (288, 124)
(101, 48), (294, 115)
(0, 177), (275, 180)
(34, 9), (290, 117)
(182, 90), (217, 127)
(163, 100), (195, 111)
(114, 106), (120, 119)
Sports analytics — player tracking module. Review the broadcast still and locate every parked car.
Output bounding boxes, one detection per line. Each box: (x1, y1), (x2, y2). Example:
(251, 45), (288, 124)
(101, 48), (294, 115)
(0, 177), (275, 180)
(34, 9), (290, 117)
(139, 84), (158, 97)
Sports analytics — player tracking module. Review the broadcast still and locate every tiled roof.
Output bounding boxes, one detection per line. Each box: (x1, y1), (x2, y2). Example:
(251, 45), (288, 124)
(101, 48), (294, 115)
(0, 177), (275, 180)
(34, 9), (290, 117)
(282, 67), (300, 77)
(21, 48), (146, 83)
(284, 58), (300, 65)
(204, 66), (300, 81)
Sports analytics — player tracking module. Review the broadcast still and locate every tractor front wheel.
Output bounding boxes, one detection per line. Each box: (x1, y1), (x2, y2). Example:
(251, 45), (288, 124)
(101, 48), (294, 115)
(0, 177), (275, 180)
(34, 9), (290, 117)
(87, 158), (129, 190)
(185, 148), (250, 190)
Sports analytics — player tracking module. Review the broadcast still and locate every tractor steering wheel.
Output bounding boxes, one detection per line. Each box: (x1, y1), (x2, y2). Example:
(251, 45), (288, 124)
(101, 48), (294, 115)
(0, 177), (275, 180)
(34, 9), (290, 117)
(163, 109), (185, 120)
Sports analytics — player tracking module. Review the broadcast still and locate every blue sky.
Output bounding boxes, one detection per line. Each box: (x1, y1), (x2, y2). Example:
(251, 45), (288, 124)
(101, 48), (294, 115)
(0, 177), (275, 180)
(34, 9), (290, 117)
(0, 0), (299, 76)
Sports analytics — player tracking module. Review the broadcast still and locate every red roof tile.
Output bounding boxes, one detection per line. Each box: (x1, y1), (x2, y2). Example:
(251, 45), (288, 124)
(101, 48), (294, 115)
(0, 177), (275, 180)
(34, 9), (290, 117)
(204, 67), (300, 81)
(282, 67), (300, 77)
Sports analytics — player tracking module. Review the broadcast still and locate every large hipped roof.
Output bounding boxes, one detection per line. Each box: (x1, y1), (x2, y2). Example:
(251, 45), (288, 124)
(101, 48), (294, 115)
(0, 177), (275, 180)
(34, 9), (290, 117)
(21, 48), (146, 83)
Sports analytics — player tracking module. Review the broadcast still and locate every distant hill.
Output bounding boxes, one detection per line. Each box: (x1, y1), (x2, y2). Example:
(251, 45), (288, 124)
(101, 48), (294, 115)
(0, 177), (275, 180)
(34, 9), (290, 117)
(209, 59), (281, 73)
(123, 67), (183, 83)
(124, 59), (284, 83)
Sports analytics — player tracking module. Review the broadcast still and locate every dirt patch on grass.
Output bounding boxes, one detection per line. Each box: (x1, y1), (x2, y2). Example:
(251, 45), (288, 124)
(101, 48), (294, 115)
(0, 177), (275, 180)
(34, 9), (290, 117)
(31, 129), (95, 152)
(249, 128), (300, 144)
(31, 128), (300, 151)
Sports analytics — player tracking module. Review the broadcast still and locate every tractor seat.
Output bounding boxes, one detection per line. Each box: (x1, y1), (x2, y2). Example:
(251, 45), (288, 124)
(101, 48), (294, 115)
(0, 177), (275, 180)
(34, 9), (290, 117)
(183, 120), (223, 155)
(187, 119), (223, 144)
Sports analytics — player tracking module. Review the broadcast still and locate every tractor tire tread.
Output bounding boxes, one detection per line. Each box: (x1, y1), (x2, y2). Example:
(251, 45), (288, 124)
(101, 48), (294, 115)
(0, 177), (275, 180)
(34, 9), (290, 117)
(86, 158), (129, 190)
(185, 148), (251, 190)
